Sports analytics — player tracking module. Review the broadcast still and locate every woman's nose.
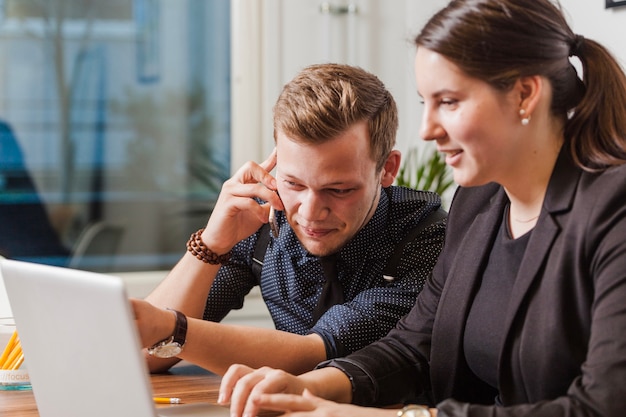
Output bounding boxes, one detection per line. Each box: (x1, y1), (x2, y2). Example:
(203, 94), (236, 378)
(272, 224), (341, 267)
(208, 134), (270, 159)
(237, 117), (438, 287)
(419, 107), (445, 142)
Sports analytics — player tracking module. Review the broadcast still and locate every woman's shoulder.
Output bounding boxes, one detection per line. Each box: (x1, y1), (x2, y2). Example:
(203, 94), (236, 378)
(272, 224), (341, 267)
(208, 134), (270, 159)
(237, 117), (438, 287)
(449, 183), (502, 214)
(578, 163), (626, 201)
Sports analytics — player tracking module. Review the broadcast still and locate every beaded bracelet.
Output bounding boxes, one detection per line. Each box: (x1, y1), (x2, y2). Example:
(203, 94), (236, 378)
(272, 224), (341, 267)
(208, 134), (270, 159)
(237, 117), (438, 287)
(186, 228), (232, 265)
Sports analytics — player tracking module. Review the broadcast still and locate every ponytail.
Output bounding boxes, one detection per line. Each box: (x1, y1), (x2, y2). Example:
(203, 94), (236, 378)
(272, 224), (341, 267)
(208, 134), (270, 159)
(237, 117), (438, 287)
(565, 38), (626, 171)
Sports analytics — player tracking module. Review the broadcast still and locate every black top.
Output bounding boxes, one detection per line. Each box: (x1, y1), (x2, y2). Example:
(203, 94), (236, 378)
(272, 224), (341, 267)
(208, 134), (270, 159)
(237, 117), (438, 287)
(464, 206), (531, 389)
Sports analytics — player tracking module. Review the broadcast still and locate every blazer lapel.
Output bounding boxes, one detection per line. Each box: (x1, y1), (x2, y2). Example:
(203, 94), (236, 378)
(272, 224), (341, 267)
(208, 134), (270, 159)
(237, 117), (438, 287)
(431, 189), (508, 398)
(499, 148), (581, 387)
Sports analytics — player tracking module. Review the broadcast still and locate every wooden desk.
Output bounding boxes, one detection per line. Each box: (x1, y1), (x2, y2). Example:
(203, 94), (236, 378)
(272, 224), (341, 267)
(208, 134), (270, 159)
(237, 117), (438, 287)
(0, 364), (222, 417)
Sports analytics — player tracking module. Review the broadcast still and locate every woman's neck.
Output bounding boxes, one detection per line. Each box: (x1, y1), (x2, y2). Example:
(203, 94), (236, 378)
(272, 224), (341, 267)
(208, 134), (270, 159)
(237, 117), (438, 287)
(503, 141), (563, 239)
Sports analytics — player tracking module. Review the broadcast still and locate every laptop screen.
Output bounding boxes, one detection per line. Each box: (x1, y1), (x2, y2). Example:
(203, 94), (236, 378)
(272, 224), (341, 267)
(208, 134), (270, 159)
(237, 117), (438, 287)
(1, 259), (228, 417)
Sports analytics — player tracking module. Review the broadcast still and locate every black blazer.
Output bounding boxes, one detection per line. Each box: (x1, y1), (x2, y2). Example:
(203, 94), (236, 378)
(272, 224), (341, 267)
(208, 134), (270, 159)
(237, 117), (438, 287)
(328, 148), (626, 416)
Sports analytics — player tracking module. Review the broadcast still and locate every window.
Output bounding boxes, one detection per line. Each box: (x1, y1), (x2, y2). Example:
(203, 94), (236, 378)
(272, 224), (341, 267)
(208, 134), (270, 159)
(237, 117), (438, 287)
(0, 0), (231, 272)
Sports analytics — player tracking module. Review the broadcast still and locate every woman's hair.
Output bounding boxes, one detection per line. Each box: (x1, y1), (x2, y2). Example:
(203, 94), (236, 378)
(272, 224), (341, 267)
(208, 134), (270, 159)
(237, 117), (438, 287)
(415, 0), (626, 172)
(273, 63), (398, 172)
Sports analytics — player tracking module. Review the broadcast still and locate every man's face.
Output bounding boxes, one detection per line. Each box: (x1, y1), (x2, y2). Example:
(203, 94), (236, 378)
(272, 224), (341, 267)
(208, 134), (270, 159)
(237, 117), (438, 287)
(275, 121), (382, 257)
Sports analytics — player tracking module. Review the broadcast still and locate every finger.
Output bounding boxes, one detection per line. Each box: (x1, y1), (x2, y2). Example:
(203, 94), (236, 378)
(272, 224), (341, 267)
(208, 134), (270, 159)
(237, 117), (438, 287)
(301, 389), (318, 399)
(225, 182), (283, 213)
(259, 147), (277, 174)
(219, 364), (254, 405)
(230, 160), (276, 190)
(255, 149), (280, 196)
(236, 152), (277, 192)
(225, 367), (279, 417)
(254, 393), (317, 413)
(259, 148), (284, 210)
(239, 368), (299, 417)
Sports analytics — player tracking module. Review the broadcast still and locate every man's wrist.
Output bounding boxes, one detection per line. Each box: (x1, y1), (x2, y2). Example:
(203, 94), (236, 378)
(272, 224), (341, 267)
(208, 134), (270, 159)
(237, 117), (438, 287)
(200, 228), (233, 255)
(147, 309), (188, 358)
(187, 228), (232, 264)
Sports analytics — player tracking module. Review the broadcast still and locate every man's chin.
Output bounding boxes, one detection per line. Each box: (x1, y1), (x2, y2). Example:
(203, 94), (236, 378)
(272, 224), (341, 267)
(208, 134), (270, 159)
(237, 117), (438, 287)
(300, 239), (342, 258)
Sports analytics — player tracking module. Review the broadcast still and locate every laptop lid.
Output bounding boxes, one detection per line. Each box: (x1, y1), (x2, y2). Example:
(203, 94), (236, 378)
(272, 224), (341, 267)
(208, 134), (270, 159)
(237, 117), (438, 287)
(1, 259), (228, 417)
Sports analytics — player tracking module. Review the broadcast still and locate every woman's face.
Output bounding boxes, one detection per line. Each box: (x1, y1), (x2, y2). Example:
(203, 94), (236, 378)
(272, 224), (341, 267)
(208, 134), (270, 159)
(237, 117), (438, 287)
(414, 47), (525, 187)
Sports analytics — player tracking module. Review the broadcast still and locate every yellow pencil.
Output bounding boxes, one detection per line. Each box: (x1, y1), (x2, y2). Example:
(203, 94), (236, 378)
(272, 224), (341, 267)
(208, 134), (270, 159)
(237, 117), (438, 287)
(0, 330), (18, 368)
(1, 339), (22, 370)
(153, 397), (182, 404)
(9, 351), (24, 371)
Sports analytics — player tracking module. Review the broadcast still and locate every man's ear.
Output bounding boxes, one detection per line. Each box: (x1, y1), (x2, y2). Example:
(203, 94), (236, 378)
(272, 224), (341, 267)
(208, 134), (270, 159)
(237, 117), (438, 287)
(380, 150), (401, 187)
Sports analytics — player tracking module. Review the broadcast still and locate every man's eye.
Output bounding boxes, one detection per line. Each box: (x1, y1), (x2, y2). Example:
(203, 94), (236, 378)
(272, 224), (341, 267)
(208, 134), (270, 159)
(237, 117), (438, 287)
(330, 189), (353, 195)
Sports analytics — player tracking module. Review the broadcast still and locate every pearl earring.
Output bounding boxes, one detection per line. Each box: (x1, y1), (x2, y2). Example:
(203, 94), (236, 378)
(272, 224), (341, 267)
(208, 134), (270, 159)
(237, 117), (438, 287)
(519, 109), (530, 126)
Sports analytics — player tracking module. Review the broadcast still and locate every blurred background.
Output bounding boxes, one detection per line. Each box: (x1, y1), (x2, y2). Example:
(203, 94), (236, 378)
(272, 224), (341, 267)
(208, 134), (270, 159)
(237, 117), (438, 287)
(0, 0), (624, 277)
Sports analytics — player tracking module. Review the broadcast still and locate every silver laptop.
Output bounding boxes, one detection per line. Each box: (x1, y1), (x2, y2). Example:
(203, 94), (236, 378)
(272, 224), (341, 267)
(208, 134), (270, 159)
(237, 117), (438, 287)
(1, 259), (230, 417)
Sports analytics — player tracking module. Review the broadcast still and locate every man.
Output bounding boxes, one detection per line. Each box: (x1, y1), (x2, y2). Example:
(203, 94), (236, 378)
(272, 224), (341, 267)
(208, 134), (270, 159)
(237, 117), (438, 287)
(131, 63), (445, 376)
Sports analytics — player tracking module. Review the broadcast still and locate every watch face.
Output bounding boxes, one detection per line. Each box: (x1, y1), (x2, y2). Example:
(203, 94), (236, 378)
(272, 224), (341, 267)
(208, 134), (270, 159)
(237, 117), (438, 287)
(406, 409), (430, 417)
(399, 406), (430, 417)
(150, 342), (182, 358)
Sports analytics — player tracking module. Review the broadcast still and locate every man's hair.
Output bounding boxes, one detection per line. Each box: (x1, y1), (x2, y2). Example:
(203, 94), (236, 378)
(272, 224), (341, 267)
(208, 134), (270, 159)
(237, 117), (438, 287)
(273, 63), (398, 172)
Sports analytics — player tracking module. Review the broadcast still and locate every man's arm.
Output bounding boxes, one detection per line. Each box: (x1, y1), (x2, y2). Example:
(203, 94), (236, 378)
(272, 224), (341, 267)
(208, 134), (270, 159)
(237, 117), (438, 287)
(183, 318), (327, 375)
(132, 150), (284, 373)
(138, 250), (223, 373)
(132, 297), (327, 375)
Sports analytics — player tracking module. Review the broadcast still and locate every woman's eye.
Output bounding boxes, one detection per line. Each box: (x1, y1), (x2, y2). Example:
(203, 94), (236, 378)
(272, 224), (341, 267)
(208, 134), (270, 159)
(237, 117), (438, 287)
(440, 98), (458, 107)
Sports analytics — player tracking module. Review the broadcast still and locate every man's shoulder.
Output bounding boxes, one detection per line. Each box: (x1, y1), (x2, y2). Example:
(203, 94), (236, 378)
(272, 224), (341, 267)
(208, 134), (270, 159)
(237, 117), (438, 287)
(385, 186), (442, 222)
(382, 186), (445, 243)
(386, 185), (441, 205)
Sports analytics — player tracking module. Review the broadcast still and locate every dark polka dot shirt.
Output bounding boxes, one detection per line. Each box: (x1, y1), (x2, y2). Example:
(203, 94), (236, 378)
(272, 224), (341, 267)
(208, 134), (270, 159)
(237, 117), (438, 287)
(204, 186), (446, 359)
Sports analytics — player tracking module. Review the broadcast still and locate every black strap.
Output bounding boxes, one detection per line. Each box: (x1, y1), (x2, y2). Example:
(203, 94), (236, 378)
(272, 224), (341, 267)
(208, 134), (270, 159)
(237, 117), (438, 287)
(251, 223), (272, 285)
(381, 207), (447, 281)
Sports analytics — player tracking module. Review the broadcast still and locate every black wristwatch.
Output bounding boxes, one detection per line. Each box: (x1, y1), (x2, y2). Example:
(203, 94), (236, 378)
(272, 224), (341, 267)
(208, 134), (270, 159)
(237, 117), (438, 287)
(147, 308), (188, 358)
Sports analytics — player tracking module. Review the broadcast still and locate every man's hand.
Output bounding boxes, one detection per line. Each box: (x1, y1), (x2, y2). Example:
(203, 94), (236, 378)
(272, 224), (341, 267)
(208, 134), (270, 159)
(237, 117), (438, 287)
(130, 298), (176, 349)
(200, 149), (284, 254)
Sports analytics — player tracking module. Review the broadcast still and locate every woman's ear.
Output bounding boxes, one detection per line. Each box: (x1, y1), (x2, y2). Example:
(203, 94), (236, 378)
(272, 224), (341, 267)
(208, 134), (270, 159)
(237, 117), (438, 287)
(380, 150), (401, 187)
(517, 75), (543, 116)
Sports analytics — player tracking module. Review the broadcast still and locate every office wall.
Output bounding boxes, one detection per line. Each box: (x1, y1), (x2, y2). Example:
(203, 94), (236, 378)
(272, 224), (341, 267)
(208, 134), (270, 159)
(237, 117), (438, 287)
(231, 0), (626, 166)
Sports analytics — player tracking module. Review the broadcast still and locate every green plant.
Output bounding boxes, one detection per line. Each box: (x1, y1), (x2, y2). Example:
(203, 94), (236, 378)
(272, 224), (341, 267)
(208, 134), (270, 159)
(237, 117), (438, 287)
(396, 146), (455, 196)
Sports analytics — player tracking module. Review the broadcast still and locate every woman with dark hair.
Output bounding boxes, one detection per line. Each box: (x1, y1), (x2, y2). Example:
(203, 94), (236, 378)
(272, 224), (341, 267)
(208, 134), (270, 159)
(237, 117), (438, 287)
(218, 1), (626, 416)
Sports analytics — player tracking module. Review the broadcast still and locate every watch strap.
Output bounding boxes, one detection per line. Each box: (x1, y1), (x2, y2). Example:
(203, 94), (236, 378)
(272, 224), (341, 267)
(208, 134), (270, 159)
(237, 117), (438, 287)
(147, 308), (187, 356)
(167, 308), (188, 346)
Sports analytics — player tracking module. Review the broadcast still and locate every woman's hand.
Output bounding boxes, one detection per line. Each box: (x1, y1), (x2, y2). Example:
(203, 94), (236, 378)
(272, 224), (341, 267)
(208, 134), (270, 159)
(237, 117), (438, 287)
(253, 389), (399, 417)
(219, 364), (309, 417)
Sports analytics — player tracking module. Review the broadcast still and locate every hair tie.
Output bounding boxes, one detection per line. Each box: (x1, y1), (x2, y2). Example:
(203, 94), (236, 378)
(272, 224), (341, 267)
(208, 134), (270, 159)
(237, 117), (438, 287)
(569, 34), (585, 57)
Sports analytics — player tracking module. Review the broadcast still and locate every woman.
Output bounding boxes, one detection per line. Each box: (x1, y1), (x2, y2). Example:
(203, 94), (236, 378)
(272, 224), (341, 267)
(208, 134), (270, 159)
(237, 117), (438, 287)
(219, 0), (626, 416)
